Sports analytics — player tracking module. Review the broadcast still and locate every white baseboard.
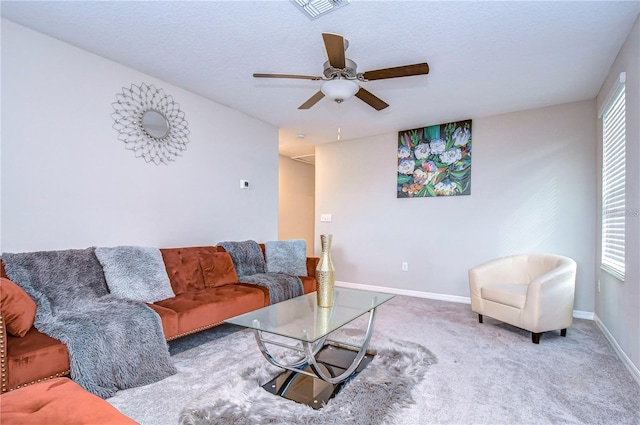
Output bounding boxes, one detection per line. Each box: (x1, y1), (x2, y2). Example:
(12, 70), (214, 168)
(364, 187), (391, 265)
(335, 281), (471, 304)
(336, 281), (594, 320)
(573, 310), (594, 320)
(594, 314), (640, 387)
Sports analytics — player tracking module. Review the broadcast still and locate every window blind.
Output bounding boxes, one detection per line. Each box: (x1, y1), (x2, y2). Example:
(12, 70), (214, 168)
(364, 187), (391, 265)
(601, 80), (625, 280)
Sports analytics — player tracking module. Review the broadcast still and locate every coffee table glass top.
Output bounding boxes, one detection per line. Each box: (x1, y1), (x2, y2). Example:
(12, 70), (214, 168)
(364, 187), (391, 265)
(225, 287), (394, 342)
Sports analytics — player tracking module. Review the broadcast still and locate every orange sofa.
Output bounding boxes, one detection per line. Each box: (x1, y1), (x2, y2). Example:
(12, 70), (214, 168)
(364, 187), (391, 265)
(0, 377), (139, 425)
(0, 244), (318, 394)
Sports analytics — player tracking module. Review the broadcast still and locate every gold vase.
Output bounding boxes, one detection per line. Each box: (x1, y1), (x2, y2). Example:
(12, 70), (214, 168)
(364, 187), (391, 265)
(316, 234), (335, 307)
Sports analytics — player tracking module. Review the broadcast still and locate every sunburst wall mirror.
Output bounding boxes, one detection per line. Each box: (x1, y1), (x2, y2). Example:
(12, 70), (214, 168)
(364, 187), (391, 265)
(111, 83), (190, 165)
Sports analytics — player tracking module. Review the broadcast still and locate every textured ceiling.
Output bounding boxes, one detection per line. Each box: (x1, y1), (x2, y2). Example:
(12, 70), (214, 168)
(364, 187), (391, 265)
(2, 1), (639, 160)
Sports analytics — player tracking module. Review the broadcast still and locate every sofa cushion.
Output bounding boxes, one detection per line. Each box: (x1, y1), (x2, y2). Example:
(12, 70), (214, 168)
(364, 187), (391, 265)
(265, 239), (308, 276)
(160, 247), (207, 295)
(481, 284), (527, 309)
(199, 252), (239, 288)
(5, 327), (70, 391)
(155, 285), (268, 335)
(0, 377), (138, 425)
(96, 246), (175, 303)
(146, 303), (179, 340)
(0, 278), (37, 337)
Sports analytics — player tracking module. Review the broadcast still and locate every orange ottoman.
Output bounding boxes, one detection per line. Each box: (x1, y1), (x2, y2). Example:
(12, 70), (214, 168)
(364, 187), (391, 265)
(0, 377), (138, 425)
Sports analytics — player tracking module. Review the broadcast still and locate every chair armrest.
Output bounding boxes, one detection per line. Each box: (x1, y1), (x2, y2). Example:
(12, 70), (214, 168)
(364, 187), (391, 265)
(306, 257), (319, 277)
(469, 256), (518, 290)
(469, 256), (520, 312)
(526, 259), (577, 299)
(523, 259), (577, 329)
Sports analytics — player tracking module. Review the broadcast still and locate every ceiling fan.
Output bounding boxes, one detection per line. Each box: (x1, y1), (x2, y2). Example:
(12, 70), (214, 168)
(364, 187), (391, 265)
(253, 33), (429, 111)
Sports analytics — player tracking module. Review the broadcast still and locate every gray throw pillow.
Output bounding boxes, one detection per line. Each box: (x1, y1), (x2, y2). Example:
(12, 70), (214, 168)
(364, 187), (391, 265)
(95, 246), (175, 303)
(265, 239), (308, 276)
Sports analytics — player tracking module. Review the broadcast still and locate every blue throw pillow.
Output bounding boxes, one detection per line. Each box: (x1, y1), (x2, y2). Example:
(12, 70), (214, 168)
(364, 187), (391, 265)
(265, 239), (308, 276)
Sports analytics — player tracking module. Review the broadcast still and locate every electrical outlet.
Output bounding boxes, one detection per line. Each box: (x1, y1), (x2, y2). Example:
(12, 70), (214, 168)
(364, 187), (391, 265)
(240, 179), (250, 189)
(402, 262), (409, 272)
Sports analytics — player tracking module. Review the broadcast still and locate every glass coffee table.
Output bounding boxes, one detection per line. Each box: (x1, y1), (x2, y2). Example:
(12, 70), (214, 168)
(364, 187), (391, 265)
(225, 287), (394, 409)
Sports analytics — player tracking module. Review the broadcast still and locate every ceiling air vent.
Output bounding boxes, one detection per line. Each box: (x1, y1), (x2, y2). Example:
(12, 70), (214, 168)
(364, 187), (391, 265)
(291, 0), (350, 20)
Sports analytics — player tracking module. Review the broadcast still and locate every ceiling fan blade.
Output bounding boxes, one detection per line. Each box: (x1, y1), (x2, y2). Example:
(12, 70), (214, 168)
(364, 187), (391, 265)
(298, 91), (325, 109)
(355, 87), (389, 111)
(322, 33), (346, 69)
(253, 73), (322, 80)
(362, 63), (429, 81)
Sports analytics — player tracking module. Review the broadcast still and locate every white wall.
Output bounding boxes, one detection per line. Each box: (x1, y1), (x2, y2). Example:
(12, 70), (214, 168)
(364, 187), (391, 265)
(595, 15), (640, 377)
(1, 20), (279, 252)
(316, 100), (596, 312)
(278, 156), (315, 255)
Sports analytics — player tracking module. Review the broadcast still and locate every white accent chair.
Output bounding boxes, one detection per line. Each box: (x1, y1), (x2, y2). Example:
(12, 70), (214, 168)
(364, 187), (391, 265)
(469, 254), (577, 344)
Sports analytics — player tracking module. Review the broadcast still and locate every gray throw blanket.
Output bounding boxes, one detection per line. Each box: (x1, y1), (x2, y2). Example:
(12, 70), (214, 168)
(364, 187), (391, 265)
(241, 273), (304, 304)
(218, 240), (266, 278)
(219, 240), (303, 303)
(2, 248), (177, 399)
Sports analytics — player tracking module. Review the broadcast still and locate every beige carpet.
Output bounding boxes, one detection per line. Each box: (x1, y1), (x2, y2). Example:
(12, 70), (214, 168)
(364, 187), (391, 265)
(107, 296), (640, 424)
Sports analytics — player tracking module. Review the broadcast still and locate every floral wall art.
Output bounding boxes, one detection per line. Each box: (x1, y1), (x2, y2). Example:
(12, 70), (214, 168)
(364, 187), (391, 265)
(397, 119), (472, 198)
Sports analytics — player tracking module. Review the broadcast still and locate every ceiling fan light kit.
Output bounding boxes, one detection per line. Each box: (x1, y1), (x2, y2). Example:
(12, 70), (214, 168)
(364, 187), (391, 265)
(253, 33), (429, 111)
(321, 79), (359, 103)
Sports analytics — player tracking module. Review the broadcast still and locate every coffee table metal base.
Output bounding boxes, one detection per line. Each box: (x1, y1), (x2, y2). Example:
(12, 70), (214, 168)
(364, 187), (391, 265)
(261, 344), (373, 409)
(252, 306), (378, 385)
